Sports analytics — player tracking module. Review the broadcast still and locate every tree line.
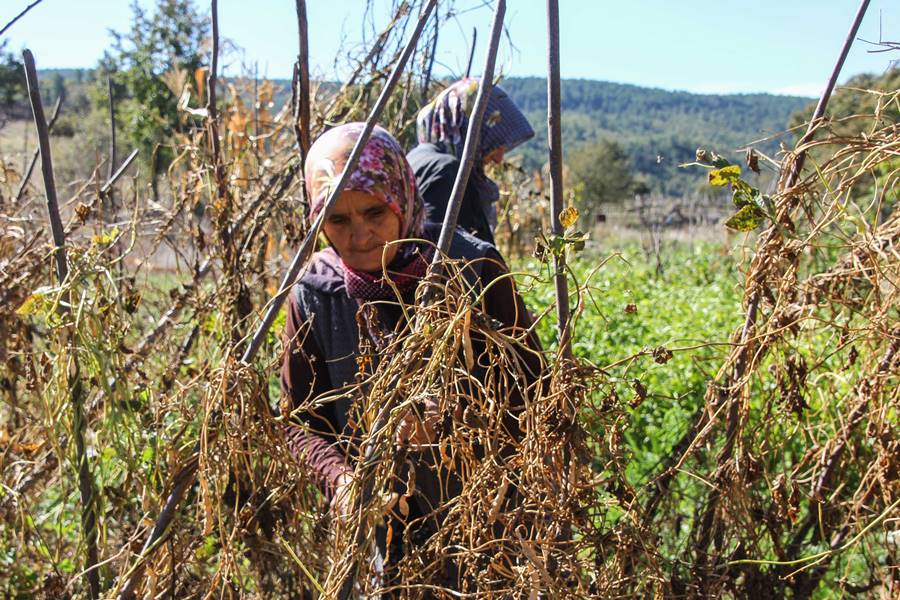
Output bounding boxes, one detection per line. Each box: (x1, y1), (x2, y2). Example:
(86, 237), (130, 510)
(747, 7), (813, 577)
(3, 0), (895, 218)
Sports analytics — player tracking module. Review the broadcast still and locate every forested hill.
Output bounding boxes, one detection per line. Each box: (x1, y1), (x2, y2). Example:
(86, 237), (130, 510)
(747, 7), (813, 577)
(27, 69), (811, 197)
(501, 77), (811, 196)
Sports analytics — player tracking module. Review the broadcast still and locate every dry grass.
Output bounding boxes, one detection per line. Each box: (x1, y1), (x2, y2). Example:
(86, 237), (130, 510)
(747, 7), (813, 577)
(1, 13), (898, 598)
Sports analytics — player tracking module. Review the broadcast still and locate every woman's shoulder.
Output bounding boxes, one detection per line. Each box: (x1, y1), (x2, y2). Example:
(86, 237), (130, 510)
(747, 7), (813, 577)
(407, 142), (458, 172)
(421, 222), (496, 260)
(296, 248), (345, 295)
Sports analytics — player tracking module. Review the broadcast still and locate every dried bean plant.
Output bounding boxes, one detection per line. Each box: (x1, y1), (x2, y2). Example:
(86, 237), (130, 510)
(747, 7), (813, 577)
(1, 1), (898, 598)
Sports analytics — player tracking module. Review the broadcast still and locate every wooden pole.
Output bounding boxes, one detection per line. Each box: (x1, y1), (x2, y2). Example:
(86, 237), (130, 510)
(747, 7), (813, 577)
(421, 10), (439, 103)
(207, 0), (225, 202)
(293, 0), (312, 223)
(0, 0), (43, 36)
(546, 0), (573, 359)
(293, 0), (311, 158)
(100, 148), (139, 196)
(465, 26), (478, 78)
(432, 2), (505, 261)
(107, 75), (117, 196)
(691, 0), (872, 585)
(22, 48), (100, 600)
(785, 0), (871, 190)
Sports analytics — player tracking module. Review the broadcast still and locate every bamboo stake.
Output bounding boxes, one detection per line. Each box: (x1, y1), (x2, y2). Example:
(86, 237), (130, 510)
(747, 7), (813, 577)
(107, 76), (117, 203)
(546, 0), (572, 359)
(115, 5), (436, 597)
(100, 148), (138, 196)
(22, 48), (100, 600)
(0, 0), (43, 36)
(292, 0), (312, 223)
(293, 0), (311, 158)
(207, 0), (225, 204)
(465, 27), (478, 79)
(421, 10), (439, 103)
(433, 3), (504, 261)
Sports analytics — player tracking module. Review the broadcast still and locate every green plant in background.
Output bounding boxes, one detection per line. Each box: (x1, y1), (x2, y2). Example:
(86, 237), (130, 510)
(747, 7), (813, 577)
(683, 148), (776, 231)
(0, 40), (26, 116)
(517, 241), (744, 486)
(95, 0), (210, 176)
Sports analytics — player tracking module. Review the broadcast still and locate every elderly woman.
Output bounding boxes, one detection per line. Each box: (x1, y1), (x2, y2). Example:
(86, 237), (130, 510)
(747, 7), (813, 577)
(407, 78), (534, 245)
(280, 123), (541, 585)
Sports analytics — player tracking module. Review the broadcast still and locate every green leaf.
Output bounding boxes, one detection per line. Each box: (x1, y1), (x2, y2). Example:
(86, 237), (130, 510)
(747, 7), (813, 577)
(15, 286), (54, 317)
(731, 180), (762, 208)
(16, 294), (41, 317)
(548, 235), (566, 256)
(710, 152), (731, 169)
(708, 165), (741, 186)
(725, 205), (765, 231)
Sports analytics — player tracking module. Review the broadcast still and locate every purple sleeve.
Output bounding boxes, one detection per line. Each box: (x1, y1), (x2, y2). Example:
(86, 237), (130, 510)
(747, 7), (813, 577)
(280, 291), (351, 499)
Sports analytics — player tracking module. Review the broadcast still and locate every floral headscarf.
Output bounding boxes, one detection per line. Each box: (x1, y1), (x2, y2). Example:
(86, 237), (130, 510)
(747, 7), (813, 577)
(304, 123), (430, 300)
(415, 78), (534, 162)
(415, 79), (534, 230)
(305, 123), (425, 239)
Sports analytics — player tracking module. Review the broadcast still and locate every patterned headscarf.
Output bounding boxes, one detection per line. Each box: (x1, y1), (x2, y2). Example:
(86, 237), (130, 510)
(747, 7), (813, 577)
(304, 123), (430, 300)
(415, 78), (534, 229)
(415, 78), (535, 162)
(305, 123), (425, 239)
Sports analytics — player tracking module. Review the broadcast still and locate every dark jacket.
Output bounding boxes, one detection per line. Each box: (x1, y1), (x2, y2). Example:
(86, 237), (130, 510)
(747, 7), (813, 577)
(280, 226), (542, 499)
(407, 142), (495, 245)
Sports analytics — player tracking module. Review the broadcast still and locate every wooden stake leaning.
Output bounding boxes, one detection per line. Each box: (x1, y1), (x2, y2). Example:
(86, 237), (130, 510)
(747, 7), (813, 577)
(22, 48), (101, 600)
(690, 0), (872, 585)
(14, 93), (63, 203)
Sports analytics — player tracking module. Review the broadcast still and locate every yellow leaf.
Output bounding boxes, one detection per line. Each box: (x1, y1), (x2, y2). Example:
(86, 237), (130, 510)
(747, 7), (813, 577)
(16, 291), (45, 316)
(559, 206), (579, 229)
(708, 165), (741, 186)
(91, 227), (119, 246)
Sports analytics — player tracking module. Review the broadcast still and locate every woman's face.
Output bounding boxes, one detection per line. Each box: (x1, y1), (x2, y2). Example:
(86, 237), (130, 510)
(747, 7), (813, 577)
(483, 146), (505, 166)
(322, 190), (401, 272)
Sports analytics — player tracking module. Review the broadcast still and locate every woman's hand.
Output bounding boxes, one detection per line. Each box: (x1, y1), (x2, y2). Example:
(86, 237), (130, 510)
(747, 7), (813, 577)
(395, 398), (439, 448)
(330, 470), (398, 526)
(330, 471), (355, 524)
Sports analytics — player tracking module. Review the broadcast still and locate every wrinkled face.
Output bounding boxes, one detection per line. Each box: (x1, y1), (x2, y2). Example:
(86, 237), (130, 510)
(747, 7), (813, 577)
(323, 190), (401, 272)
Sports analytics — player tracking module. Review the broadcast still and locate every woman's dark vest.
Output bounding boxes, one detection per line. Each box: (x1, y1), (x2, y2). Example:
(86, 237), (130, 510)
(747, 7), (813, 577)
(291, 226), (493, 433)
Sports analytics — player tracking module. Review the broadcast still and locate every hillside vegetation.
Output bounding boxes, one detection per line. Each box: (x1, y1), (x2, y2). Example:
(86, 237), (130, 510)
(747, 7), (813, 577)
(503, 77), (811, 196)
(14, 70), (811, 199)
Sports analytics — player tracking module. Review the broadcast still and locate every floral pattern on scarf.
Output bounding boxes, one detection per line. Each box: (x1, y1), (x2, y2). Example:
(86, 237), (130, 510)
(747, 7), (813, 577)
(305, 123), (424, 239)
(304, 123), (429, 300)
(415, 78), (534, 162)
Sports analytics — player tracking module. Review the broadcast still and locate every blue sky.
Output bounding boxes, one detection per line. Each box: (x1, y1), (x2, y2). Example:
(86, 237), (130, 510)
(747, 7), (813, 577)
(2, 1), (898, 96)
